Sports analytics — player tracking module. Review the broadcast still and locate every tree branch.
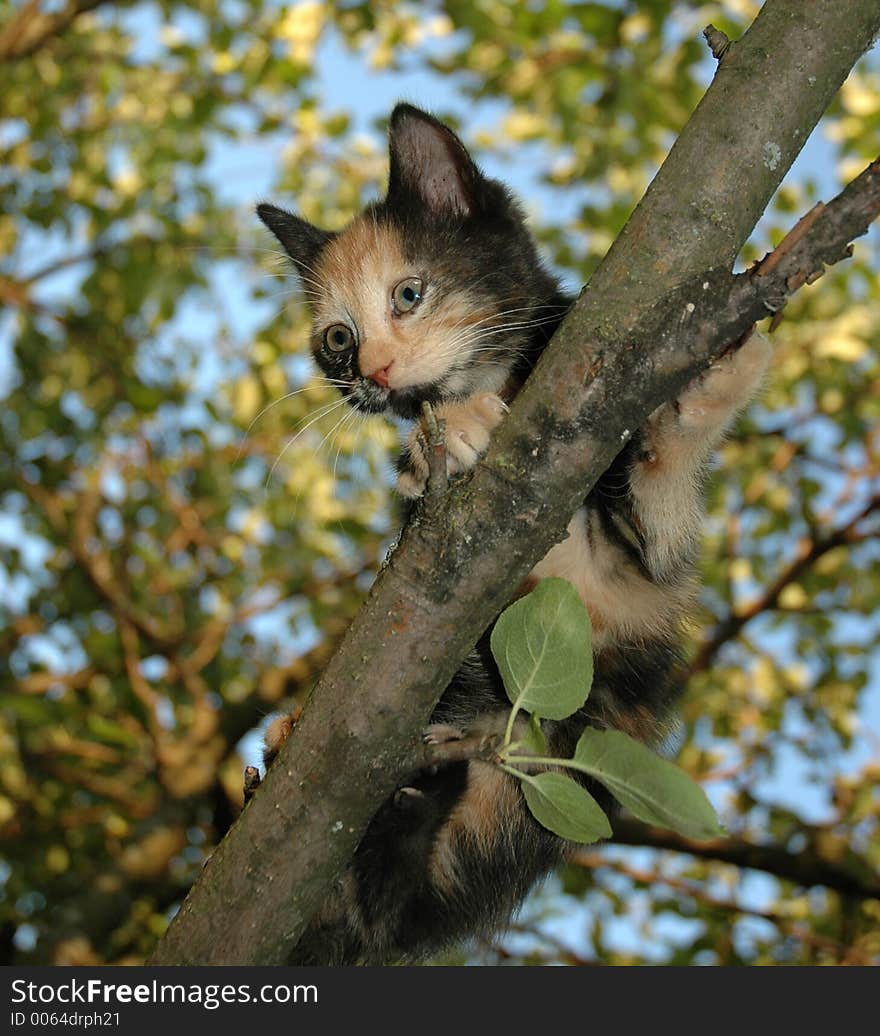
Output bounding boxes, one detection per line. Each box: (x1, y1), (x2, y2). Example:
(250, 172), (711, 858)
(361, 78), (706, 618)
(151, 0), (880, 965)
(0, 0), (111, 63)
(605, 819), (880, 902)
(684, 489), (880, 680)
(0, 277), (68, 324)
(570, 851), (875, 962)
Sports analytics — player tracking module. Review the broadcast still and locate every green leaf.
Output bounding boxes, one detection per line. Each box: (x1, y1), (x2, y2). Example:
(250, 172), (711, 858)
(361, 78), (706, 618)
(520, 714), (548, 757)
(518, 771), (611, 844)
(490, 578), (593, 720)
(574, 729), (724, 840)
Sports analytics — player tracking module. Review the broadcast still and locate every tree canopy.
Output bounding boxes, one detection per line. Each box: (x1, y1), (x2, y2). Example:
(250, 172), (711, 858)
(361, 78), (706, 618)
(1, 0), (878, 966)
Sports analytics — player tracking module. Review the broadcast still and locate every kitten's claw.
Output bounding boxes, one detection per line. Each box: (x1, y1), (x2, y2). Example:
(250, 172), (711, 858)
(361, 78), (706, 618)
(423, 723), (465, 745)
(393, 786), (426, 810)
(397, 393), (508, 498)
(397, 464), (429, 500)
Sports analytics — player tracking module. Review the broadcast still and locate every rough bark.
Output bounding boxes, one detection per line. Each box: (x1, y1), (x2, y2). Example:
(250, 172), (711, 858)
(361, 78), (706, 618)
(151, 0), (880, 965)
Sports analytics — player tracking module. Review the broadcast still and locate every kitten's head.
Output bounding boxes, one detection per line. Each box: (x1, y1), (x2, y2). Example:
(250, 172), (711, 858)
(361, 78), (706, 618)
(258, 104), (564, 419)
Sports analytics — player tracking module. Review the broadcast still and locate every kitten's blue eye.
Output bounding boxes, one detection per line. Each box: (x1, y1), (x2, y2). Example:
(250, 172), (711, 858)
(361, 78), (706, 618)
(391, 277), (424, 315)
(323, 324), (355, 353)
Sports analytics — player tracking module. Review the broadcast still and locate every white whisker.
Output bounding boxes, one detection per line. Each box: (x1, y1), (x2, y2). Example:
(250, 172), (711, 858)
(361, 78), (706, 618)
(265, 397), (349, 486)
(234, 380), (350, 461)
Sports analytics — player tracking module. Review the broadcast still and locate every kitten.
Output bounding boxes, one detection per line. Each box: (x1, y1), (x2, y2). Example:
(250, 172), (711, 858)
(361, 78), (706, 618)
(258, 104), (769, 965)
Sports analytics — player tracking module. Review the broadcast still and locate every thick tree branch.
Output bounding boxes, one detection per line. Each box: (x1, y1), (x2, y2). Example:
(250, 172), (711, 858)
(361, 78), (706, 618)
(151, 0), (880, 965)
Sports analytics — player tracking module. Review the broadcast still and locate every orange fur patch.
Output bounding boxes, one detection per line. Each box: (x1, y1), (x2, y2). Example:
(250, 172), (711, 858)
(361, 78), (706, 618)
(428, 761), (518, 896)
(529, 507), (694, 649)
(312, 217), (510, 393)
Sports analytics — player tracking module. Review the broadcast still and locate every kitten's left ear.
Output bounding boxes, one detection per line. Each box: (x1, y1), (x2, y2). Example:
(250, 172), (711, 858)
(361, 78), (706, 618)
(256, 203), (332, 278)
(387, 104), (483, 219)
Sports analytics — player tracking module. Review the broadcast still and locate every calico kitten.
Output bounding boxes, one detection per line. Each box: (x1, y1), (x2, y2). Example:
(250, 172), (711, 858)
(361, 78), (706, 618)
(258, 103), (770, 965)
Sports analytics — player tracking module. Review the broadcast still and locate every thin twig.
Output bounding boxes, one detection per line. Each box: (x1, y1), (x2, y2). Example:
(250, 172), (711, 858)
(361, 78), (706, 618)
(420, 401), (448, 498)
(572, 852), (875, 963)
(684, 489), (880, 680)
(755, 202), (826, 278)
(703, 25), (732, 63)
(243, 767), (262, 804)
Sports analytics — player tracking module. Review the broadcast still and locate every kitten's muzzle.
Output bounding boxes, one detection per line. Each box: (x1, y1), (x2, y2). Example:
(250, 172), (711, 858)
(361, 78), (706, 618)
(366, 363), (393, 388)
(347, 376), (450, 420)
(349, 379), (391, 414)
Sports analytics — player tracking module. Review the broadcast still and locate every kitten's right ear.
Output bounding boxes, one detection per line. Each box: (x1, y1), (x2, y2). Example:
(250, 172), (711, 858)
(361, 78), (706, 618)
(387, 104), (482, 219)
(256, 203), (331, 278)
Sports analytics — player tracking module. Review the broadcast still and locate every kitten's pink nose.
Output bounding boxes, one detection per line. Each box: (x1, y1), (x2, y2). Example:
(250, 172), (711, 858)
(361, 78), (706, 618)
(367, 363), (393, 388)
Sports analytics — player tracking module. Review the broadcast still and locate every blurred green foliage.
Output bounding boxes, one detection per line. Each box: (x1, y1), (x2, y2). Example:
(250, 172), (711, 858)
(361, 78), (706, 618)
(0, 0), (878, 965)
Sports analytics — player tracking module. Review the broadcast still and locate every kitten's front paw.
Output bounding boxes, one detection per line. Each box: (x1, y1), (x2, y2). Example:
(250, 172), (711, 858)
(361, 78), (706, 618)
(423, 723), (465, 745)
(396, 393), (508, 499)
(676, 331), (771, 431)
